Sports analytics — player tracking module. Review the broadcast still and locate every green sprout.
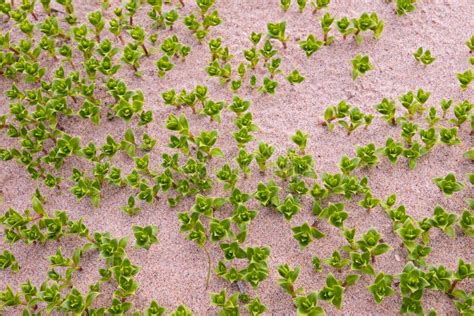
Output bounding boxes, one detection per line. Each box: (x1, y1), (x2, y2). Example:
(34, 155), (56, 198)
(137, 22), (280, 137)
(430, 206), (457, 238)
(318, 273), (344, 309)
(395, 0), (416, 16)
(246, 297), (267, 316)
(414, 47), (435, 65)
(287, 69), (305, 85)
(457, 70), (473, 90)
(358, 192), (381, 212)
(292, 222), (325, 248)
(375, 98), (397, 125)
(320, 12), (335, 45)
(267, 21), (288, 48)
(0, 250), (20, 272)
(277, 264), (302, 298)
(439, 127), (461, 145)
(433, 173), (465, 197)
(299, 34), (323, 57)
(132, 225), (159, 250)
(351, 54), (373, 80)
(311, 0), (330, 14)
(291, 130), (308, 153)
(280, 0), (291, 11)
(368, 273), (395, 304)
(295, 292), (325, 315)
(351, 12), (384, 45)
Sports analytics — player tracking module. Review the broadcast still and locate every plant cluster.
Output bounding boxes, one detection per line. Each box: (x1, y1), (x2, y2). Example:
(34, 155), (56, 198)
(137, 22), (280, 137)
(0, 0), (472, 315)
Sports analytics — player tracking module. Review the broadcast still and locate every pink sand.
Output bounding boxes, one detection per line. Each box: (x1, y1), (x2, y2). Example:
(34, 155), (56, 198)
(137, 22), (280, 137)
(0, 0), (473, 315)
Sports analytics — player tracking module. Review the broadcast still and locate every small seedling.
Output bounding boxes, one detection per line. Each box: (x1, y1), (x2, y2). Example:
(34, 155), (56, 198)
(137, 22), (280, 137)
(368, 273), (395, 303)
(351, 54), (373, 80)
(395, 0), (417, 16)
(320, 13), (335, 45)
(287, 69), (305, 85)
(434, 173), (465, 197)
(132, 225), (158, 250)
(267, 21), (288, 49)
(457, 70), (473, 89)
(466, 35), (474, 52)
(414, 47), (435, 65)
(318, 273), (344, 309)
(292, 222), (325, 248)
(299, 34), (323, 57)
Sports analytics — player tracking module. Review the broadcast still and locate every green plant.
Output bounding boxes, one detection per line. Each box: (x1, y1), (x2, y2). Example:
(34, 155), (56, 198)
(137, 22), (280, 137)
(267, 21), (288, 48)
(451, 100), (473, 127)
(430, 206), (457, 238)
(349, 12), (384, 45)
(259, 77), (278, 94)
(0, 250), (19, 272)
(395, 0), (417, 16)
(132, 225), (159, 250)
(299, 34), (323, 57)
(255, 142), (275, 173)
(399, 88), (430, 118)
(318, 273), (344, 309)
(320, 13), (335, 45)
(356, 143), (380, 167)
(294, 292), (325, 315)
(287, 69), (305, 85)
(357, 228), (391, 261)
(277, 264), (301, 298)
(368, 273), (395, 303)
(413, 47), (435, 65)
(280, 0), (291, 11)
(457, 70), (473, 89)
(156, 55), (174, 78)
(318, 202), (348, 228)
(375, 98), (397, 125)
(440, 127), (461, 145)
(292, 222), (325, 248)
(383, 137), (403, 164)
(351, 54), (373, 80)
(399, 262), (429, 314)
(433, 173), (465, 197)
(246, 297), (267, 315)
(0, 1), (471, 315)
(459, 210), (474, 237)
(311, 0), (330, 14)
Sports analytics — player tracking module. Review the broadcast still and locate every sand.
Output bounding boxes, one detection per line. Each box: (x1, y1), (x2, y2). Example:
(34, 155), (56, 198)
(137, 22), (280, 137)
(0, 0), (473, 315)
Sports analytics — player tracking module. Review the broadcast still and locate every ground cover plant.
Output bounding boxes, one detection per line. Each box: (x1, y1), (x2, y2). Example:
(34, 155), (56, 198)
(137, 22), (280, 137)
(0, 0), (473, 315)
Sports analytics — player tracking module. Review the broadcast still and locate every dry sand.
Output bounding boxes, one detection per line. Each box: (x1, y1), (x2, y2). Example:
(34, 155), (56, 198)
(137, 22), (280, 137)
(0, 0), (473, 315)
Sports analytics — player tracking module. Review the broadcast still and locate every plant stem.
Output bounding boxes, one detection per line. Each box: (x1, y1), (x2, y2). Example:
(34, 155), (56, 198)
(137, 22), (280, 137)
(141, 44), (149, 56)
(30, 215), (43, 222)
(289, 285), (296, 298)
(203, 245), (212, 290)
(9, 47), (19, 54)
(447, 280), (458, 297)
(69, 60), (76, 70)
(118, 34), (125, 45)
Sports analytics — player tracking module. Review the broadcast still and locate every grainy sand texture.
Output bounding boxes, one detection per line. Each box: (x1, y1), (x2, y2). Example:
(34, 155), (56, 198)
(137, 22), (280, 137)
(0, 0), (473, 315)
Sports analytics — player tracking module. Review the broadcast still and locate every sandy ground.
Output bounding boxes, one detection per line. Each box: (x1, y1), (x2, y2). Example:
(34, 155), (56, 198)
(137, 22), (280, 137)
(1, 0), (473, 315)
